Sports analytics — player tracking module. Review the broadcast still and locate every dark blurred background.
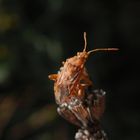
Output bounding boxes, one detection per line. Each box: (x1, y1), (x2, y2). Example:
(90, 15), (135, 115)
(0, 0), (140, 140)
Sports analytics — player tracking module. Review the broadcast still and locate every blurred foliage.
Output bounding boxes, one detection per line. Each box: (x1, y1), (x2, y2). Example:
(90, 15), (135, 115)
(0, 0), (140, 140)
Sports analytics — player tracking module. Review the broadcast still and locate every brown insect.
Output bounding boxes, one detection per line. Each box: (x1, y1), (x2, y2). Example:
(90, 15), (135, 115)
(48, 32), (118, 105)
(48, 32), (118, 133)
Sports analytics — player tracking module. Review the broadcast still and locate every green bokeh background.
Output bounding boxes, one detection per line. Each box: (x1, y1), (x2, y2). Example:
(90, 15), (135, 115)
(0, 0), (140, 140)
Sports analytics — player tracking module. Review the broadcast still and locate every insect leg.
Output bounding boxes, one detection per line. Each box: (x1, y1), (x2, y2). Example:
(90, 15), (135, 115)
(81, 75), (93, 86)
(76, 84), (85, 100)
(80, 69), (93, 87)
(48, 74), (58, 81)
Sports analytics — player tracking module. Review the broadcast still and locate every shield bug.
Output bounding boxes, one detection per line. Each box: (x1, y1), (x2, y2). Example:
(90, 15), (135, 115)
(48, 32), (118, 105)
(48, 32), (118, 130)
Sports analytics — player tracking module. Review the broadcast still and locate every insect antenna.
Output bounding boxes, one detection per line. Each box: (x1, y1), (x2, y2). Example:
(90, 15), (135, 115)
(83, 32), (87, 52)
(82, 32), (119, 54)
(88, 48), (119, 55)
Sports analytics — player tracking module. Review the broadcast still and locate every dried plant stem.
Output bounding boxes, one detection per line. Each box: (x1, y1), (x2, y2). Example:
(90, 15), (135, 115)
(57, 88), (107, 140)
